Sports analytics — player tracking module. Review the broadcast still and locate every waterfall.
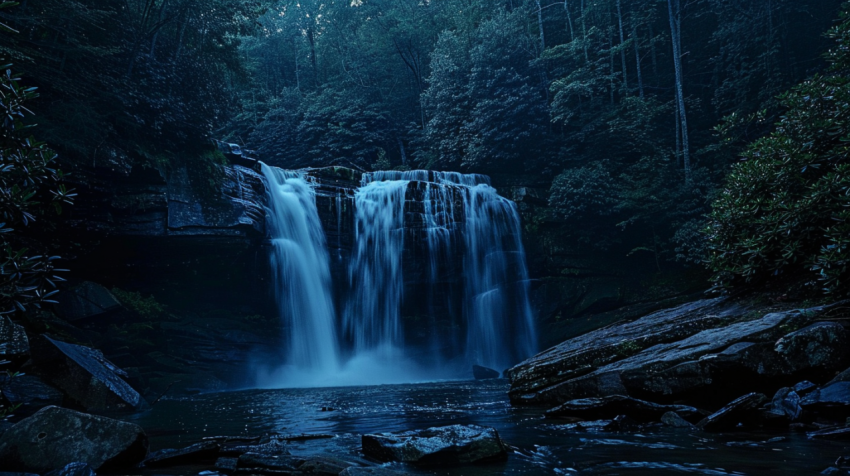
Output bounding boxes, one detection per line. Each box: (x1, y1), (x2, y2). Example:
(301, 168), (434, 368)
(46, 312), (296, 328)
(344, 180), (409, 355)
(261, 164), (339, 374)
(259, 165), (536, 386)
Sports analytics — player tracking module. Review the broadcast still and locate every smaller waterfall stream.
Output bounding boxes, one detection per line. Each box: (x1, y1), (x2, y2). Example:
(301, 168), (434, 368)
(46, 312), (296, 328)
(345, 180), (409, 355)
(261, 164), (339, 377)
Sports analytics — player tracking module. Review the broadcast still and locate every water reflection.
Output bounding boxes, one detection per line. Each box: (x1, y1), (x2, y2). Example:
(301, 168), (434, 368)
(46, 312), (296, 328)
(127, 380), (848, 475)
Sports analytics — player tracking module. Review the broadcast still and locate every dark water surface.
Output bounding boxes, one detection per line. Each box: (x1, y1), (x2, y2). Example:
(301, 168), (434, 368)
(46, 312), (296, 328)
(127, 380), (847, 475)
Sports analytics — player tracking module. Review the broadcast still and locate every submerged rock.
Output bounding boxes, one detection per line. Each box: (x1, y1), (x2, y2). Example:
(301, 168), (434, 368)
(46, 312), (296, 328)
(808, 427), (850, 440)
(545, 395), (701, 422)
(31, 335), (143, 411)
(143, 440), (220, 467)
(473, 365), (500, 380)
(362, 425), (508, 467)
(237, 453), (305, 471)
(340, 468), (411, 476)
(697, 393), (767, 431)
(0, 406), (148, 473)
(298, 455), (362, 475)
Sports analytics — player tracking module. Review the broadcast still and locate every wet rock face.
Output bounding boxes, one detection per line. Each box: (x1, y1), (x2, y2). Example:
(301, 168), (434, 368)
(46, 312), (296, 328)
(0, 316), (29, 362)
(0, 406), (148, 473)
(31, 335), (143, 412)
(362, 425), (508, 467)
(509, 301), (850, 407)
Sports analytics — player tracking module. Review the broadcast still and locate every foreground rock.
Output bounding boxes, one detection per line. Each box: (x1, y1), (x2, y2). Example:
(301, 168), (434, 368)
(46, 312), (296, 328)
(143, 441), (220, 467)
(0, 406), (148, 473)
(362, 425), (507, 467)
(0, 316), (29, 362)
(0, 375), (64, 418)
(545, 395), (702, 422)
(697, 393), (767, 431)
(54, 282), (123, 325)
(473, 365), (500, 380)
(509, 301), (850, 406)
(31, 335), (143, 411)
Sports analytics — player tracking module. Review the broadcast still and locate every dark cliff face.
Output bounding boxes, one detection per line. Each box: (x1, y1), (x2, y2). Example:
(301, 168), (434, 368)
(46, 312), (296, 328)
(50, 160), (705, 395)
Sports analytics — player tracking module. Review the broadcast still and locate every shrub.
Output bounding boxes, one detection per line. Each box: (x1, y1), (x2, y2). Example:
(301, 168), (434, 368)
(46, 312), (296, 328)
(706, 6), (850, 294)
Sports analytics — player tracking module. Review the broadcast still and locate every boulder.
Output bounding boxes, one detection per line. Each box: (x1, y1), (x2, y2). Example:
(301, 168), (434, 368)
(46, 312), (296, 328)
(43, 463), (96, 476)
(31, 335), (143, 411)
(0, 317), (28, 362)
(473, 365), (500, 380)
(0, 375), (64, 418)
(142, 440), (220, 467)
(661, 411), (697, 429)
(770, 387), (803, 421)
(802, 382), (850, 415)
(697, 393), (767, 431)
(0, 406), (148, 473)
(774, 322), (850, 377)
(545, 395), (701, 423)
(362, 425), (507, 467)
(54, 282), (123, 324)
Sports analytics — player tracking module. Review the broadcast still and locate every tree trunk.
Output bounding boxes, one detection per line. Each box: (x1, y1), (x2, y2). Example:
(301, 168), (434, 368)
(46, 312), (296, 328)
(616, 0), (628, 91)
(633, 22), (644, 98)
(667, 0), (690, 182)
(398, 137), (408, 166)
(308, 25), (319, 88)
(564, 0), (574, 41)
(580, 0), (589, 62)
(535, 0), (545, 52)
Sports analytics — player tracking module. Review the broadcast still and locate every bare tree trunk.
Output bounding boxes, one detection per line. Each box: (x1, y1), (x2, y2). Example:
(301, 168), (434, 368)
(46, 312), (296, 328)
(633, 21), (644, 98)
(308, 26), (319, 88)
(564, 0), (574, 41)
(668, 0), (690, 182)
(535, 0), (545, 52)
(580, 0), (589, 62)
(649, 23), (658, 76)
(616, 0), (628, 92)
(398, 137), (408, 166)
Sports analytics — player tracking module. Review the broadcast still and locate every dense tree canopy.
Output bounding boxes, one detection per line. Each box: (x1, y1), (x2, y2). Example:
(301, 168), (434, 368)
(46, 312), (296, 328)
(1, 0), (848, 292)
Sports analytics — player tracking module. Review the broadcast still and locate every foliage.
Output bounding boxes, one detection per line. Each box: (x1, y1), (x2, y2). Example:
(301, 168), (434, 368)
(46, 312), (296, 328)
(706, 5), (850, 294)
(0, 2), (74, 315)
(111, 287), (165, 320)
(549, 161), (618, 221)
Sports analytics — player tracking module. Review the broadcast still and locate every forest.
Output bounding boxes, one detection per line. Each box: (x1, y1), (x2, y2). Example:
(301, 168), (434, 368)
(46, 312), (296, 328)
(4, 1), (850, 475)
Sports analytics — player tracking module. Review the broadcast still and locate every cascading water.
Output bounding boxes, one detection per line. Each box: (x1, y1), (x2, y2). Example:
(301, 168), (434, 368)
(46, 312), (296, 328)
(344, 180), (409, 355)
(462, 184), (537, 370)
(261, 164), (339, 376)
(259, 165), (536, 386)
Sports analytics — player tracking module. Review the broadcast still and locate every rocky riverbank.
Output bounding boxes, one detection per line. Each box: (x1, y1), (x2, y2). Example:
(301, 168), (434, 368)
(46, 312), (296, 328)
(507, 296), (850, 472)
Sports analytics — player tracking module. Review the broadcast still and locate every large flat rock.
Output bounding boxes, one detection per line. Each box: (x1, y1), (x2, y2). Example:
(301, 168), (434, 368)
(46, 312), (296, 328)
(507, 298), (745, 401)
(510, 301), (849, 406)
(0, 406), (148, 473)
(31, 336), (143, 411)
